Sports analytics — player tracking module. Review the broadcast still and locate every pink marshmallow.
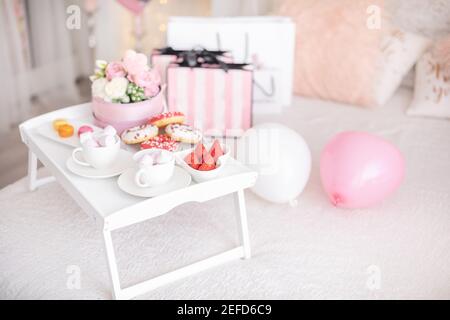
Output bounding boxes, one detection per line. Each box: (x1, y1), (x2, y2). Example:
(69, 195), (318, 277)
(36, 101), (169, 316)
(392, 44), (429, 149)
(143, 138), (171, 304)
(97, 134), (117, 147)
(79, 131), (94, 144)
(156, 152), (172, 164)
(103, 125), (117, 136)
(139, 154), (154, 168)
(84, 138), (100, 148)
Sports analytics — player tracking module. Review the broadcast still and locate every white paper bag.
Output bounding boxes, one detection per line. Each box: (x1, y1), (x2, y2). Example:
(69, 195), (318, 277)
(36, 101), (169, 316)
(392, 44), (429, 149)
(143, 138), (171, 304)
(167, 16), (296, 113)
(252, 68), (282, 113)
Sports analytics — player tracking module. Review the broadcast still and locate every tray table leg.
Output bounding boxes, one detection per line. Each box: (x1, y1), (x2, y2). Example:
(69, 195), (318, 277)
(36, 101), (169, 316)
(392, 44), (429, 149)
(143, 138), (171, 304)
(102, 228), (122, 300)
(101, 189), (253, 299)
(101, 225), (246, 299)
(234, 189), (251, 259)
(27, 149), (55, 191)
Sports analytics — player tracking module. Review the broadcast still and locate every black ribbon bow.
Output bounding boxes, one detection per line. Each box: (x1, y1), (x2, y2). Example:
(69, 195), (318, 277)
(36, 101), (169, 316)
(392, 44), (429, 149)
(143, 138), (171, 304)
(156, 47), (249, 72)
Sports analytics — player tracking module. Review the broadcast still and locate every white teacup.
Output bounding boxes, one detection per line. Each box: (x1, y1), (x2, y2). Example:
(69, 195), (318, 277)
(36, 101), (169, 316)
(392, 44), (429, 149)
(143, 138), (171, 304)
(133, 149), (175, 188)
(72, 135), (120, 169)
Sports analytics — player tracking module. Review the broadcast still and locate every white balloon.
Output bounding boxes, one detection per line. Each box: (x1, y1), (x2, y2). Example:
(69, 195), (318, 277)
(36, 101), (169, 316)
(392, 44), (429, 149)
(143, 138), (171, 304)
(236, 123), (311, 204)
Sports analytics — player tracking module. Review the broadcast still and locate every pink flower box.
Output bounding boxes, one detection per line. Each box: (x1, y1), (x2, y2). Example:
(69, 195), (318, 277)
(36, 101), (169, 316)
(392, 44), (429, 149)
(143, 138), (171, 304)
(92, 89), (164, 134)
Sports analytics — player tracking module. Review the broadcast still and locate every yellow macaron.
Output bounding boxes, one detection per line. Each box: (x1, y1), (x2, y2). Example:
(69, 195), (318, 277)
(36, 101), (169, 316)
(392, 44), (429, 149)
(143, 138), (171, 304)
(52, 119), (69, 131)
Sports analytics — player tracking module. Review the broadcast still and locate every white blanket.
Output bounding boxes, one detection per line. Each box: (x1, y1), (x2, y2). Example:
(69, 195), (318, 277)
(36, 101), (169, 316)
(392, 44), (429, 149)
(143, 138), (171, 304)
(1, 88), (449, 299)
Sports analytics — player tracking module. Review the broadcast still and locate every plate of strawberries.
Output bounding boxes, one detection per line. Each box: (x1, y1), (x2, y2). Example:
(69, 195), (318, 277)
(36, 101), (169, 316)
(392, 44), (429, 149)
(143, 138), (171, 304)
(176, 140), (230, 182)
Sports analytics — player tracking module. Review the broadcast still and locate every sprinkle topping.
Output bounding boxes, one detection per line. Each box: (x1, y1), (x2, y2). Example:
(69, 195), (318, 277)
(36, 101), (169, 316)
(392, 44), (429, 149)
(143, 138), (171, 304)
(149, 111), (184, 123)
(141, 134), (179, 151)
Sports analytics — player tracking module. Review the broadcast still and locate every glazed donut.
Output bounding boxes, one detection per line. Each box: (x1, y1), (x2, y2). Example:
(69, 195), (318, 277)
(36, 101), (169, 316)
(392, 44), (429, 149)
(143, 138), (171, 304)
(148, 111), (185, 128)
(140, 134), (179, 152)
(165, 123), (202, 144)
(121, 124), (158, 144)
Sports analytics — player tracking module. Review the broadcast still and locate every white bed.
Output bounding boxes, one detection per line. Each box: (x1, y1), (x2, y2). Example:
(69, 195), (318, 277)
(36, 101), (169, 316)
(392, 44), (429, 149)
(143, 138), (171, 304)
(1, 87), (449, 299)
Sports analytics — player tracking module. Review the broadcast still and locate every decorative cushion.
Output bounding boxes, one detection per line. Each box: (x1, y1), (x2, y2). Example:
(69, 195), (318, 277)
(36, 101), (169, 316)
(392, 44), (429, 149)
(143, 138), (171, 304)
(373, 29), (431, 105)
(278, 0), (430, 107)
(407, 37), (450, 119)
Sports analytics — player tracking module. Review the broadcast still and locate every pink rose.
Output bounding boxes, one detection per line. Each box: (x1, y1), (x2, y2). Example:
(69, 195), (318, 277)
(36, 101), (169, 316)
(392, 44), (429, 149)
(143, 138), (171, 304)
(144, 84), (160, 97)
(128, 69), (161, 91)
(105, 61), (126, 80)
(123, 49), (148, 76)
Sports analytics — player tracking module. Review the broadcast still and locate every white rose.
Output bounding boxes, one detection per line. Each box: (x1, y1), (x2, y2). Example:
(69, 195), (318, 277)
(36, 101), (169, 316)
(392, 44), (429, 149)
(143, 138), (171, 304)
(120, 95), (130, 103)
(91, 78), (108, 99)
(104, 77), (129, 99)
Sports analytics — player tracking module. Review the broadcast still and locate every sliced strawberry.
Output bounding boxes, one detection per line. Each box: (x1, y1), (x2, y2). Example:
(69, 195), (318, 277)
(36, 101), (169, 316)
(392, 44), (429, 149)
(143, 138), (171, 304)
(184, 152), (201, 166)
(209, 140), (224, 162)
(202, 151), (215, 165)
(189, 163), (200, 170)
(194, 143), (206, 161)
(198, 163), (216, 171)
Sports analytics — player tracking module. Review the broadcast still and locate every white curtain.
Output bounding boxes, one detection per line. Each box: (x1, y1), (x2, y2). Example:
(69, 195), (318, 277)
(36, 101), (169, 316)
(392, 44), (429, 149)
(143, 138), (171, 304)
(94, 0), (122, 61)
(0, 0), (31, 132)
(0, 0), (85, 133)
(26, 0), (79, 100)
(211, 0), (274, 16)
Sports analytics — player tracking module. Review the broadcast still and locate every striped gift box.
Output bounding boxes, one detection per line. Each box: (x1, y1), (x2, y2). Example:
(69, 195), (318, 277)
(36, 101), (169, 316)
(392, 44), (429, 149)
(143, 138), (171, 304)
(167, 65), (253, 137)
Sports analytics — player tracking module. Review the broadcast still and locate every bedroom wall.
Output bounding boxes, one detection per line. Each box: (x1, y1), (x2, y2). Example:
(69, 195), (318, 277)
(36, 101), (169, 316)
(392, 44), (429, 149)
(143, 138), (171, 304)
(94, 0), (211, 61)
(219, 0), (450, 38)
(387, 0), (450, 38)
(387, 0), (450, 88)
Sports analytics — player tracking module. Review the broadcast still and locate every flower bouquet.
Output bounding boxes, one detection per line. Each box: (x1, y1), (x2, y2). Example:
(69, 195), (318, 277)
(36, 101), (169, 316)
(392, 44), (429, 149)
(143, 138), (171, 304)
(90, 50), (164, 133)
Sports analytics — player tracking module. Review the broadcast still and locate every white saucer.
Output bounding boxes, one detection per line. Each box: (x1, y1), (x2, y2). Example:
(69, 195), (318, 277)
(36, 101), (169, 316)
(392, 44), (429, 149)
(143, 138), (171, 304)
(66, 149), (134, 179)
(117, 166), (191, 198)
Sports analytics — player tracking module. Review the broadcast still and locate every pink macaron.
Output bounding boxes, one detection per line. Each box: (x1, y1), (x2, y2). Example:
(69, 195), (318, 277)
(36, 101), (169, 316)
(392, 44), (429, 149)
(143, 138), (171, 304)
(77, 125), (94, 137)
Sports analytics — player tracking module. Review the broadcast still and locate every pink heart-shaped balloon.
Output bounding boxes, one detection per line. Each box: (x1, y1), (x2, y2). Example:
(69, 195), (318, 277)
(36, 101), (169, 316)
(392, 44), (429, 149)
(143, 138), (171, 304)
(320, 131), (405, 209)
(117, 0), (149, 15)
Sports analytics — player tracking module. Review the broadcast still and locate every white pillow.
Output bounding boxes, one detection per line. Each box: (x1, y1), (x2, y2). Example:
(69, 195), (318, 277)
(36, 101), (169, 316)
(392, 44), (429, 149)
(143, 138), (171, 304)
(407, 51), (450, 119)
(374, 29), (431, 106)
(277, 0), (431, 108)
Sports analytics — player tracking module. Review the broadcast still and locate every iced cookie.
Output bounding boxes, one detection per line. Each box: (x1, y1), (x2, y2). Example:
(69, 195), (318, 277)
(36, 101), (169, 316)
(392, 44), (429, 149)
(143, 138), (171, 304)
(121, 124), (158, 144)
(165, 124), (202, 144)
(140, 134), (179, 152)
(148, 111), (185, 128)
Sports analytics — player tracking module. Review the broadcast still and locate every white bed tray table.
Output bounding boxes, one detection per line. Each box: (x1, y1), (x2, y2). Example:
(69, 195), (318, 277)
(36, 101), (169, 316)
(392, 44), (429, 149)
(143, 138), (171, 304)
(19, 103), (258, 300)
